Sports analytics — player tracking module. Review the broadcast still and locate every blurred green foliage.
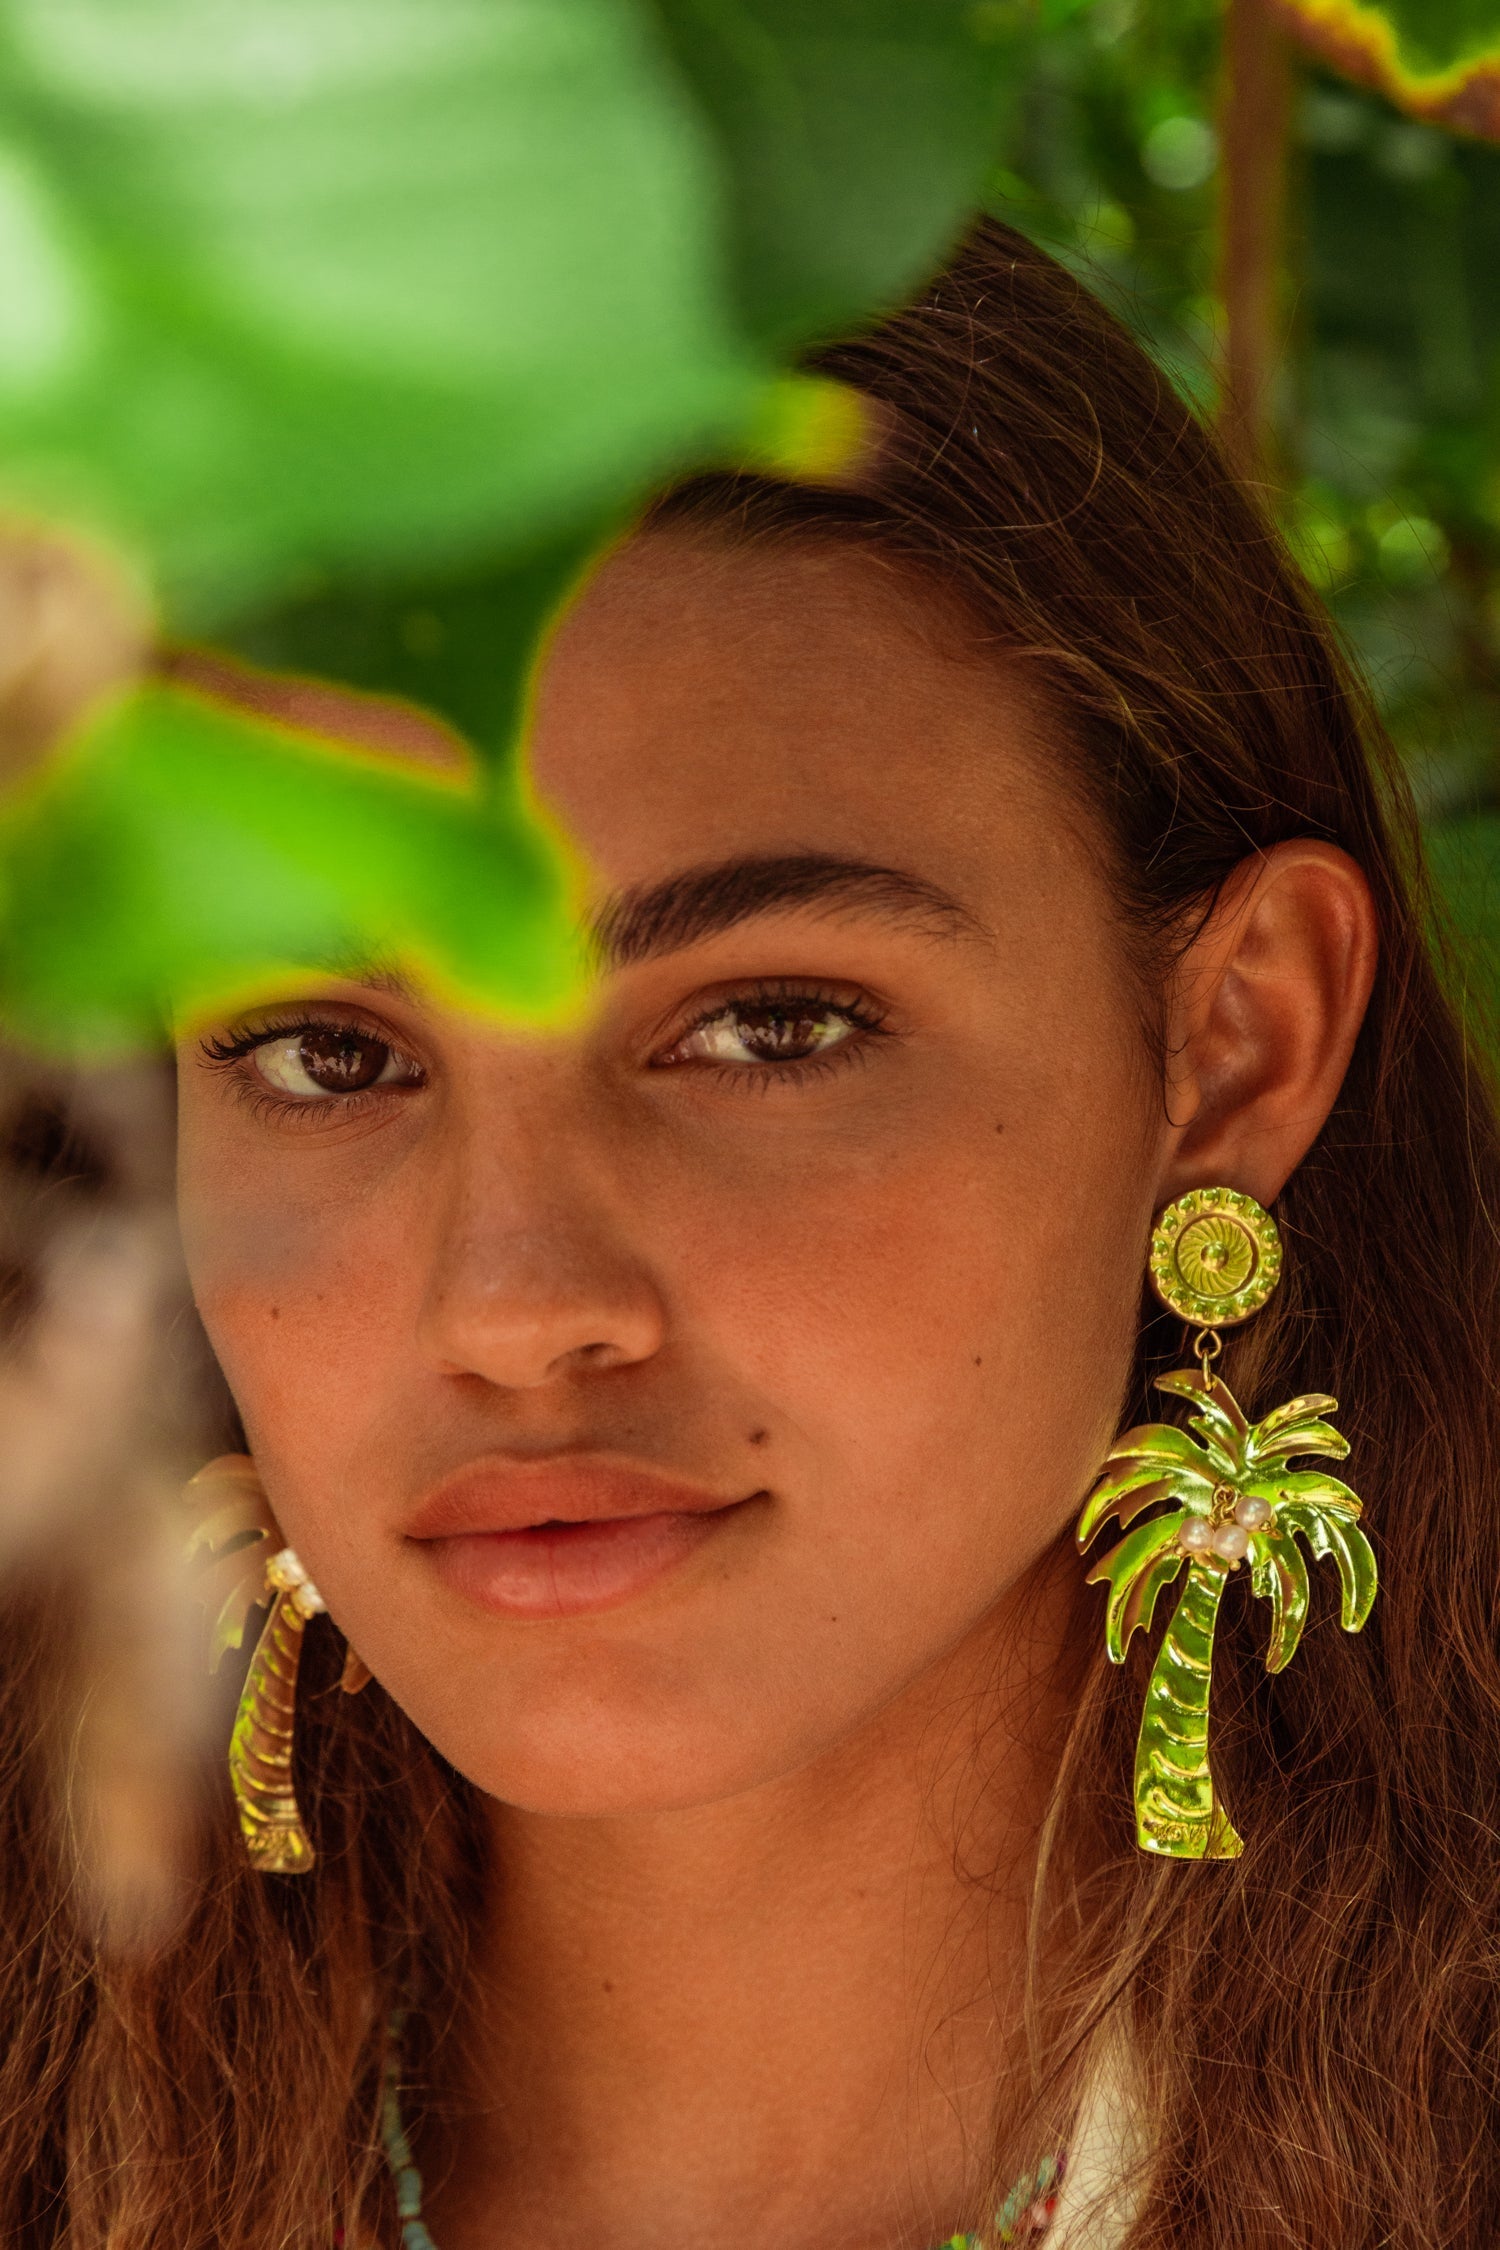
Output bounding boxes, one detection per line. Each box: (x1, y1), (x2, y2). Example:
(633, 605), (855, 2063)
(0, 676), (581, 1048)
(1271, 0), (1500, 128)
(977, 0), (1500, 1006)
(0, 0), (1005, 1047)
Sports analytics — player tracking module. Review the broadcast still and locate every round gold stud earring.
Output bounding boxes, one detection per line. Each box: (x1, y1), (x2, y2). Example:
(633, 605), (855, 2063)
(1148, 1184), (1282, 1329)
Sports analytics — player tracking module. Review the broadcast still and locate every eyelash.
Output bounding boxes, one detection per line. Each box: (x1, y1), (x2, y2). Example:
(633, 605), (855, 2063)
(199, 1012), (423, 1126)
(198, 983), (892, 1121)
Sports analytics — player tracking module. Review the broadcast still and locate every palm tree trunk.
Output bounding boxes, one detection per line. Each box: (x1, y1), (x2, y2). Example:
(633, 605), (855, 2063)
(1135, 1559), (1243, 1858)
(229, 1591), (316, 1874)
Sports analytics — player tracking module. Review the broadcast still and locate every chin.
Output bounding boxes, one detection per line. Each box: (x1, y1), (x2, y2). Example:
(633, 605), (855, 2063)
(435, 1726), (797, 1821)
(379, 1653), (857, 1822)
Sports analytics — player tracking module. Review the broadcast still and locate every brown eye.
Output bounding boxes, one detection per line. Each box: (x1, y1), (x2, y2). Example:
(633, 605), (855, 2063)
(253, 1026), (409, 1099)
(730, 1005), (842, 1061)
(670, 1001), (861, 1068)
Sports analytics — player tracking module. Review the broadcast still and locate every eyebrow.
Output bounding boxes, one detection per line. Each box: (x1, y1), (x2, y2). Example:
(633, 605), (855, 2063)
(589, 853), (984, 969)
(303, 854), (982, 1009)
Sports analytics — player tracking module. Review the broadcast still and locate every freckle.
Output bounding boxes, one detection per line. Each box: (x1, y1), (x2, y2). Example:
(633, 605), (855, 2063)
(749, 1428), (769, 1447)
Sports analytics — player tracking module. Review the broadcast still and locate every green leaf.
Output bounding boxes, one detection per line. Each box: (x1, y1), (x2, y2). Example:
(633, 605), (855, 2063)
(0, 0), (777, 626)
(1277, 1502), (1380, 1632)
(649, 0), (1010, 348)
(1087, 1511), (1189, 1663)
(1251, 1532), (1311, 1674)
(1272, 0), (1500, 138)
(0, 2), (1021, 1050)
(219, 527), (609, 780)
(0, 679), (583, 1050)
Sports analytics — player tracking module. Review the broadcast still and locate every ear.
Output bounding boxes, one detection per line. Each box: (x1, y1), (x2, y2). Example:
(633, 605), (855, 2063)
(1158, 841), (1378, 1207)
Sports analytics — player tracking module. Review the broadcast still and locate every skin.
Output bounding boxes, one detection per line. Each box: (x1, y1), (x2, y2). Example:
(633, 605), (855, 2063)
(176, 535), (1377, 2249)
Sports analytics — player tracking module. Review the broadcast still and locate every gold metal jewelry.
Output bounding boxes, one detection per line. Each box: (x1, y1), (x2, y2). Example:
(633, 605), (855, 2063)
(1077, 1188), (1377, 1862)
(1147, 1183), (1281, 1327)
(186, 1455), (326, 1876)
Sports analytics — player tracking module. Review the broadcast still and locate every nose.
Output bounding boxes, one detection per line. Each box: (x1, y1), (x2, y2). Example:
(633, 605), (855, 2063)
(416, 1133), (667, 1392)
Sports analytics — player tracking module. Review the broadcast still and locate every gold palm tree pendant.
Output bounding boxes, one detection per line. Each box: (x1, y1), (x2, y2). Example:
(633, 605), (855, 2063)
(225, 1554), (325, 1874)
(187, 1456), (325, 1875)
(1076, 1367), (1377, 1860)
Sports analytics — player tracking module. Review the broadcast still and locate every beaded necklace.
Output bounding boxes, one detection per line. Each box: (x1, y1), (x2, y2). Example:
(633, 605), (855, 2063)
(376, 2042), (1064, 2250)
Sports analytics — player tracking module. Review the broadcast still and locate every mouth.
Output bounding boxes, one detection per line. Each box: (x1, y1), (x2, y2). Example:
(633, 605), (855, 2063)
(406, 1459), (765, 1620)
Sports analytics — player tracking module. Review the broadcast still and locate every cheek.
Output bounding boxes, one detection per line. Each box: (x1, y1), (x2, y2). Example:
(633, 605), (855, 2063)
(176, 1114), (420, 1458)
(657, 1042), (1154, 1602)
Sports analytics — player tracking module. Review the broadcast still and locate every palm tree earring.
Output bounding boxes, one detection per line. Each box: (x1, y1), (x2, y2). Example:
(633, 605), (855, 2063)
(186, 1455), (371, 1875)
(1076, 1188), (1378, 1862)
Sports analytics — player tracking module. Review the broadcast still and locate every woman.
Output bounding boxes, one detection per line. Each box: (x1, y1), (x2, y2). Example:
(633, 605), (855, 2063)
(7, 221), (1499, 2248)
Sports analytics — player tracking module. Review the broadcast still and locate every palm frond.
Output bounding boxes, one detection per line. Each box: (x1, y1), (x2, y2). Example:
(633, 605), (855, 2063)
(1264, 1467), (1362, 1517)
(1249, 1418), (1349, 1465)
(1160, 1368), (1250, 1458)
(1076, 1467), (1179, 1548)
(1251, 1533), (1311, 1672)
(1087, 1511), (1189, 1661)
(185, 1455), (278, 1671)
(1103, 1420), (1210, 1465)
(1155, 1369), (1248, 1448)
(1277, 1502), (1378, 1631)
(1100, 1420), (1222, 1481)
(1252, 1393), (1339, 1443)
(1119, 1543), (1189, 1652)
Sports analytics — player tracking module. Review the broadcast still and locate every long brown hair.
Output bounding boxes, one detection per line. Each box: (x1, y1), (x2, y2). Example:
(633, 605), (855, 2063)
(5, 219), (1498, 2248)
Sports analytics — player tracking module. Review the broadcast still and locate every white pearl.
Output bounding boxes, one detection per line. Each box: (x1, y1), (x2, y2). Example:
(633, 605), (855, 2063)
(1235, 1495), (1272, 1530)
(266, 1547), (302, 1595)
(1211, 1523), (1250, 1562)
(1179, 1517), (1212, 1553)
(267, 1546), (326, 1614)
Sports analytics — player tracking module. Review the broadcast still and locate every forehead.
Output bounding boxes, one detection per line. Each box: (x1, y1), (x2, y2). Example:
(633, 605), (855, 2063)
(529, 529), (1076, 910)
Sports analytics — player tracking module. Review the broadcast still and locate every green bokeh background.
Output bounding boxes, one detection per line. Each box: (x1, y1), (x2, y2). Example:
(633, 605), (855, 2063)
(977, 0), (1500, 1023)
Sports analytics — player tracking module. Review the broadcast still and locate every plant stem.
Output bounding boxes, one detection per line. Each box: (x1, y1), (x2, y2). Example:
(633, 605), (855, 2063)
(1216, 0), (1294, 485)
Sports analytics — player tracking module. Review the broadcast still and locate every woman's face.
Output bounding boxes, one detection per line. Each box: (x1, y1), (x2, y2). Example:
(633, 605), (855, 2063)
(177, 534), (1167, 1816)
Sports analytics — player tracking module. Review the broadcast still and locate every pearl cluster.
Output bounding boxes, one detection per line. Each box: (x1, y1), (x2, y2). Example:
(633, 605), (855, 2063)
(267, 1545), (328, 1619)
(1179, 1493), (1271, 1566)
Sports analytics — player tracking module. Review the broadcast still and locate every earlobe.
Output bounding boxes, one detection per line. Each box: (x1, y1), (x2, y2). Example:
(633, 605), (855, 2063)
(1159, 841), (1378, 1208)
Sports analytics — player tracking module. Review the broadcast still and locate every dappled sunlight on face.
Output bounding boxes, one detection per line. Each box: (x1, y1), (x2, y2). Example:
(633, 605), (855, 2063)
(175, 532), (1163, 1818)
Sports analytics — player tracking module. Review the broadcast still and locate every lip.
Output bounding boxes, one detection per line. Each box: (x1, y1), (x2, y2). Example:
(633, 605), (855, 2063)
(407, 1459), (762, 1620)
